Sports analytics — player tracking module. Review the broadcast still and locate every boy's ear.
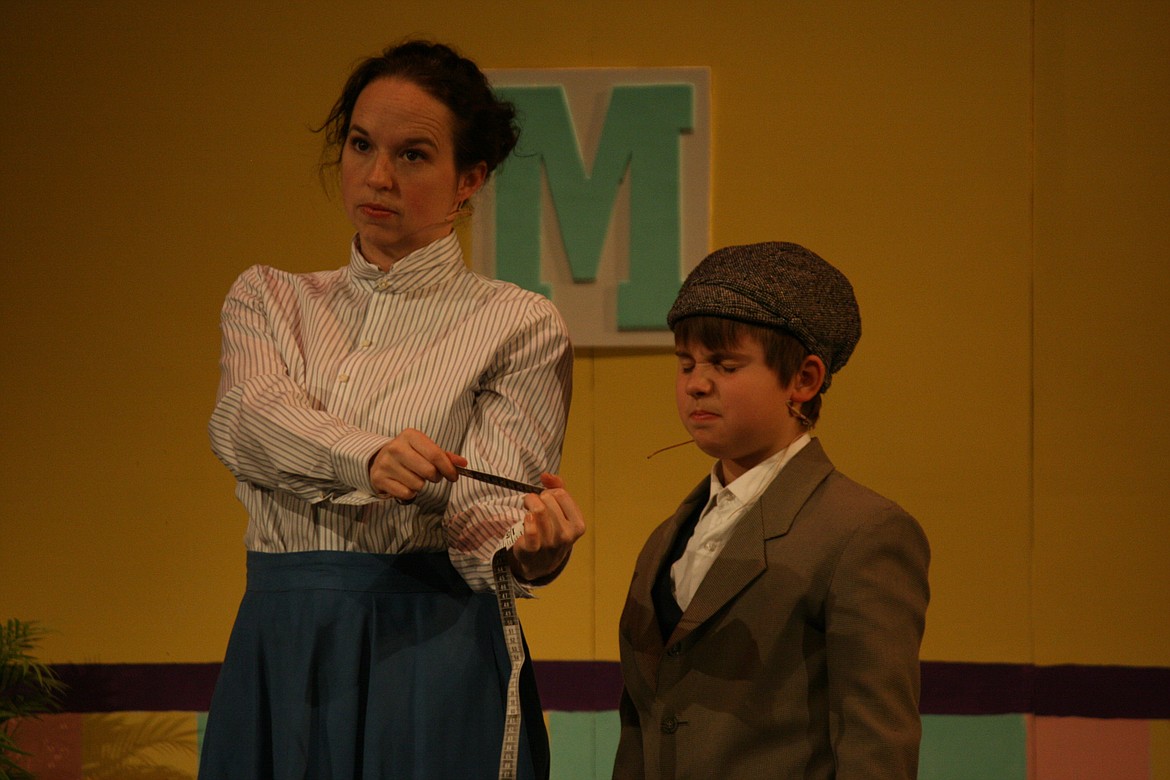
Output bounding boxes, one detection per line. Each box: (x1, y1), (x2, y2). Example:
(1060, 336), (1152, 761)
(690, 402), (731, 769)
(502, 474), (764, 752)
(789, 355), (826, 401)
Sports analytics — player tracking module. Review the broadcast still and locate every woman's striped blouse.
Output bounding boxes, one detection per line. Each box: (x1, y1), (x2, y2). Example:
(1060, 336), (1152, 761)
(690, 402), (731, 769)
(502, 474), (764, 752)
(208, 232), (573, 592)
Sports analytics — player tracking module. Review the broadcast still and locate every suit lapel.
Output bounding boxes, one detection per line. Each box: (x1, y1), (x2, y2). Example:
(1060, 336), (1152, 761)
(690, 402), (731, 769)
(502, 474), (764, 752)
(758, 438), (835, 539)
(630, 480), (710, 686)
(667, 438), (836, 648)
(668, 505), (766, 647)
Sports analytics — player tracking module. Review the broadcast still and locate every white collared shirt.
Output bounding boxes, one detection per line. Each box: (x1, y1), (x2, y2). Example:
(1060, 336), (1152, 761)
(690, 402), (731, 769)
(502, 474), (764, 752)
(670, 433), (811, 611)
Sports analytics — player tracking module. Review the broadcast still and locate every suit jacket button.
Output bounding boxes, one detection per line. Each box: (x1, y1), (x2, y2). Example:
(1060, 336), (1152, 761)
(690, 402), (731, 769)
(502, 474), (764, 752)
(666, 643), (682, 657)
(661, 716), (679, 734)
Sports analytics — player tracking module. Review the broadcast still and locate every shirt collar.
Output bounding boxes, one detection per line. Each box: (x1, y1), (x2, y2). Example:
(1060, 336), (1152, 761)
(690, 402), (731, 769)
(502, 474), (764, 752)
(706, 432), (812, 511)
(347, 231), (466, 293)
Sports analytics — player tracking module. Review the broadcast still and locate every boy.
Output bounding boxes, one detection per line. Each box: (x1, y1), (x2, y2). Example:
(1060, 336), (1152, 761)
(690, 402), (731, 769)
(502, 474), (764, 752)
(614, 242), (930, 779)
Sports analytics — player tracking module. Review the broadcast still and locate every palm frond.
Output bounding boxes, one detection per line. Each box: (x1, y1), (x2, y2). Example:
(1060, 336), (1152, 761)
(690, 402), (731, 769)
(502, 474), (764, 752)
(0, 618), (68, 776)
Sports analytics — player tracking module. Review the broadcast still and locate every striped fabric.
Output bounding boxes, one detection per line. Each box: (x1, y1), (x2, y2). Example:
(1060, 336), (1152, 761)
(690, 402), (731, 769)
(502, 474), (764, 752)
(208, 232), (573, 592)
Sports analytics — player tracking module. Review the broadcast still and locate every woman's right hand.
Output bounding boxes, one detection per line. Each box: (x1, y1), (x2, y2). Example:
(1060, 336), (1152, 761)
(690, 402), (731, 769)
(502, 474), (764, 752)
(369, 428), (467, 502)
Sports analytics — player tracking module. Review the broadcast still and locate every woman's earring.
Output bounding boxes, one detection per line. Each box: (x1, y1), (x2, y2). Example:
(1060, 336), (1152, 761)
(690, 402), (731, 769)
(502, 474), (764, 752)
(447, 202), (473, 223)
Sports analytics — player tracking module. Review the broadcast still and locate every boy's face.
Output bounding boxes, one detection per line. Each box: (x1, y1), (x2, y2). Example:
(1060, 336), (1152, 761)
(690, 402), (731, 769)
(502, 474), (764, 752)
(675, 332), (800, 484)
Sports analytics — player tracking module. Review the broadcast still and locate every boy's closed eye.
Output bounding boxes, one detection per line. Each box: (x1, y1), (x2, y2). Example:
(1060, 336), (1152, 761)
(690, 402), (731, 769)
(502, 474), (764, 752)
(677, 348), (747, 373)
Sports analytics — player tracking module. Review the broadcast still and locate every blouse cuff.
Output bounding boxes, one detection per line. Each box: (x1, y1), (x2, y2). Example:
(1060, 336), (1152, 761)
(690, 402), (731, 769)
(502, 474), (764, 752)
(332, 430), (394, 494)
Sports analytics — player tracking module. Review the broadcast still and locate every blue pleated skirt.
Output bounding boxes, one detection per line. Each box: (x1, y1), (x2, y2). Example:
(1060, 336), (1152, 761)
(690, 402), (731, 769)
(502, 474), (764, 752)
(198, 551), (549, 780)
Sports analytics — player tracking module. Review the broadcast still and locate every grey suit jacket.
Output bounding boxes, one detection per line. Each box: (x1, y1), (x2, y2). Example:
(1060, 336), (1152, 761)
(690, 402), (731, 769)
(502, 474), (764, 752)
(614, 439), (930, 779)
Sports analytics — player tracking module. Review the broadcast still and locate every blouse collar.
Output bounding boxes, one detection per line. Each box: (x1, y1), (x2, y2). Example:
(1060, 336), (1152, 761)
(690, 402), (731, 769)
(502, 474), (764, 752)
(347, 231), (466, 293)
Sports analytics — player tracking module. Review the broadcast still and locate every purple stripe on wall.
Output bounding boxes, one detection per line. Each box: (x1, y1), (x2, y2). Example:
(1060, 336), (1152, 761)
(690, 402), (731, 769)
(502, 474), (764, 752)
(51, 660), (1170, 719)
(1034, 664), (1170, 719)
(533, 660), (625, 712)
(918, 661), (1035, 714)
(54, 663), (220, 713)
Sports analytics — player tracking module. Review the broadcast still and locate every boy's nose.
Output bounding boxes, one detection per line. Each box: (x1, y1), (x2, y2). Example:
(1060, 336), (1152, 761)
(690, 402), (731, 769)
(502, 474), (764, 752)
(685, 371), (712, 396)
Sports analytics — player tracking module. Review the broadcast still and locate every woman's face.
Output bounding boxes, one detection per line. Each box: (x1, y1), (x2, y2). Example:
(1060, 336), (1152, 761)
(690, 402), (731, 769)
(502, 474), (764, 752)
(340, 77), (485, 270)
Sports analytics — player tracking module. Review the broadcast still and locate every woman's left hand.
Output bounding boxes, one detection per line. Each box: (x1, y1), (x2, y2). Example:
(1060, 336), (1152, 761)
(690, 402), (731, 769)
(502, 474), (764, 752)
(508, 473), (586, 584)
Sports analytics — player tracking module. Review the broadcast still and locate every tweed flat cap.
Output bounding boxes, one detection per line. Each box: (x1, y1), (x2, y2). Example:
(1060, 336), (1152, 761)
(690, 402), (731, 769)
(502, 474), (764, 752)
(667, 242), (861, 390)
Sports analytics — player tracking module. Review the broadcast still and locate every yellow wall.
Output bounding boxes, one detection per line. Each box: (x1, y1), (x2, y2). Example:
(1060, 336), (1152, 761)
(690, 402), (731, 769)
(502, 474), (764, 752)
(1031, 0), (1170, 666)
(1, 1), (1167, 671)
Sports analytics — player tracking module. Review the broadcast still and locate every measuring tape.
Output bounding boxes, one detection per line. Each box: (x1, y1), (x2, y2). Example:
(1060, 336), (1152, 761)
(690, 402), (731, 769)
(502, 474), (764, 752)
(456, 466), (550, 779)
(492, 548), (522, 779)
(492, 521), (527, 780)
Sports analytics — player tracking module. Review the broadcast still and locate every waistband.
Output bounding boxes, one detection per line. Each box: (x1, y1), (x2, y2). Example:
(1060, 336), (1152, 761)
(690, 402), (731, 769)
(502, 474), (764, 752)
(245, 550), (469, 594)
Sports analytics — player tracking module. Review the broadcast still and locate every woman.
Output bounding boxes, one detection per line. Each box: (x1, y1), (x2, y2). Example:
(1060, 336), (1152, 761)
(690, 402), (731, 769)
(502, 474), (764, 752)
(200, 41), (583, 780)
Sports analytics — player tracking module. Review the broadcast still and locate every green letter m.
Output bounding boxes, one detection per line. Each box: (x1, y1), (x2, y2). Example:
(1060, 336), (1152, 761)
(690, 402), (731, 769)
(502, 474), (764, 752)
(493, 84), (693, 330)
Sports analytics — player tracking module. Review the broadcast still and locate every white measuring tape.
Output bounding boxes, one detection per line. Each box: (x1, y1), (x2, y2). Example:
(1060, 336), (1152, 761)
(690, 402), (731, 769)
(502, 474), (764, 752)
(455, 465), (554, 780)
(493, 521), (527, 780)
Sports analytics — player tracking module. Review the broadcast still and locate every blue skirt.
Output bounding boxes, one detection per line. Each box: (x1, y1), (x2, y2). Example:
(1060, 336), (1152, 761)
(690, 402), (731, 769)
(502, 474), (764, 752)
(198, 551), (549, 780)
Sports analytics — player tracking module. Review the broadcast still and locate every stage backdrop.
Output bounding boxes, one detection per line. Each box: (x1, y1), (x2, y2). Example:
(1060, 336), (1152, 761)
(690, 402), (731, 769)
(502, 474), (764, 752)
(2, 1), (1168, 778)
